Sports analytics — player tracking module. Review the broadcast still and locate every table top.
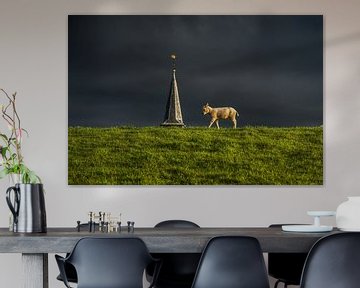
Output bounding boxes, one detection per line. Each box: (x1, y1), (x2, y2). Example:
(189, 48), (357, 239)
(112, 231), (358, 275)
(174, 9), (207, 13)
(0, 227), (340, 254)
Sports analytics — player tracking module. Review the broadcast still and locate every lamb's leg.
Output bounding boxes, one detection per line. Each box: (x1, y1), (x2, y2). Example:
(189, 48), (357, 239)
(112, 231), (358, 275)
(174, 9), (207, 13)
(215, 120), (220, 129)
(232, 119), (237, 129)
(208, 119), (215, 128)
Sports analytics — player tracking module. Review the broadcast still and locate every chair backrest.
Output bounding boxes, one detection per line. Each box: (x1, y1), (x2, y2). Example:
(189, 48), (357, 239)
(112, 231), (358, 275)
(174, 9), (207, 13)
(67, 237), (154, 288)
(151, 220), (201, 286)
(191, 236), (270, 288)
(155, 220), (200, 228)
(300, 232), (360, 288)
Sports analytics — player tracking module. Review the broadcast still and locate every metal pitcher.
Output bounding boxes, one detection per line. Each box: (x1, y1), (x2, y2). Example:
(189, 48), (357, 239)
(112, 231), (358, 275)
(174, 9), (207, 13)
(6, 183), (47, 233)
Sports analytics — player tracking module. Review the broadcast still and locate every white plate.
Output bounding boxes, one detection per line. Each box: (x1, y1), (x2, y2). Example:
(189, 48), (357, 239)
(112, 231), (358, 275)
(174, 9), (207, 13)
(307, 211), (336, 217)
(282, 225), (333, 232)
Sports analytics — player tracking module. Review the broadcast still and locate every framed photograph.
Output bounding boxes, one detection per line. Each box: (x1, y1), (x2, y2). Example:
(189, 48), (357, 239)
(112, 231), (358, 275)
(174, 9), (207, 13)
(68, 15), (323, 185)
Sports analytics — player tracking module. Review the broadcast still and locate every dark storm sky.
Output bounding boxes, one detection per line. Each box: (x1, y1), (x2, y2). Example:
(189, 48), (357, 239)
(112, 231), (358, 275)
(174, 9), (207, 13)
(68, 15), (323, 127)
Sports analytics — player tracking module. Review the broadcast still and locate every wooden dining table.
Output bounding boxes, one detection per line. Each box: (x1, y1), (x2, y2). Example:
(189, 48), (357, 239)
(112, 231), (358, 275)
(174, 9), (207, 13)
(0, 226), (339, 288)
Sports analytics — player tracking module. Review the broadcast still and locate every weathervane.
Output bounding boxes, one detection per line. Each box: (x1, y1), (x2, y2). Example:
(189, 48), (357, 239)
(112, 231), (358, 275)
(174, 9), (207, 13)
(170, 54), (176, 70)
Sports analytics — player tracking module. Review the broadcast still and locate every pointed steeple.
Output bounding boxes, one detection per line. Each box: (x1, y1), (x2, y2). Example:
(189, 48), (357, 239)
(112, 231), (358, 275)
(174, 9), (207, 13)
(161, 54), (185, 127)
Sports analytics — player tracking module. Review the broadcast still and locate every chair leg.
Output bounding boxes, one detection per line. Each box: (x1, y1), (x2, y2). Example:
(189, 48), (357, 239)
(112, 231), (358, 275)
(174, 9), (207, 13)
(274, 280), (289, 288)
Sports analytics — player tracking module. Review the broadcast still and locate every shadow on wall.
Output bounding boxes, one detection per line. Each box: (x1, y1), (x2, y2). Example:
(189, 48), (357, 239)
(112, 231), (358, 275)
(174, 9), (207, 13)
(326, 31), (360, 47)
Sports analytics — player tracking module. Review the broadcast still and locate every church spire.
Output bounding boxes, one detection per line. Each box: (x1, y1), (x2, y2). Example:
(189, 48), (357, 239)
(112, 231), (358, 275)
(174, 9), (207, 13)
(161, 54), (185, 127)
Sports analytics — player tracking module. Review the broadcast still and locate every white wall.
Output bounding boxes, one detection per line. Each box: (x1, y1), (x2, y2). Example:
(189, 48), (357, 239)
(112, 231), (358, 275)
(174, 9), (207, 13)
(0, 0), (360, 287)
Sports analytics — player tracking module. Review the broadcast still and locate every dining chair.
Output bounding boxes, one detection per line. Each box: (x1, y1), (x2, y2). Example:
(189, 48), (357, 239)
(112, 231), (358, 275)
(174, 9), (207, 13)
(56, 223), (99, 284)
(191, 236), (270, 288)
(268, 224), (308, 288)
(147, 220), (201, 288)
(55, 237), (161, 288)
(300, 232), (360, 288)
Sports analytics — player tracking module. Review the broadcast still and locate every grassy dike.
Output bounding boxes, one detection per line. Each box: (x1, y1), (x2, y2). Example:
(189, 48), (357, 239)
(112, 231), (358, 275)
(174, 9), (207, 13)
(68, 126), (323, 185)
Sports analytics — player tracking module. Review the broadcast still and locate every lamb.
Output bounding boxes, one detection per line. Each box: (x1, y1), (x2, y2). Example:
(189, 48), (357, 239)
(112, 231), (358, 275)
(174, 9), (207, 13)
(202, 103), (239, 129)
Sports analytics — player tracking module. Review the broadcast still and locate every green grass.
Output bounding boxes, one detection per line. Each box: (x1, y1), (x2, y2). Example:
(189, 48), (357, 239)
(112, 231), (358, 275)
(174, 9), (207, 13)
(68, 126), (323, 185)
